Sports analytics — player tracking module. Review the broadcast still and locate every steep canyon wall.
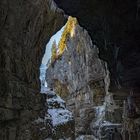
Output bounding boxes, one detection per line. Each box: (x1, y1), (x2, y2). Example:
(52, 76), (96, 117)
(0, 0), (66, 139)
(46, 24), (121, 138)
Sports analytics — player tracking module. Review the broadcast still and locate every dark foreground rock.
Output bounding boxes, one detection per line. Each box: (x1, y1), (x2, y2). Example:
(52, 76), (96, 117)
(0, 0), (66, 139)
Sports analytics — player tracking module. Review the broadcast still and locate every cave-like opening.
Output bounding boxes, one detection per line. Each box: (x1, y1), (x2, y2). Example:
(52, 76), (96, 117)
(39, 16), (78, 139)
(38, 3), (140, 137)
(40, 23), (65, 93)
(1, 0), (140, 139)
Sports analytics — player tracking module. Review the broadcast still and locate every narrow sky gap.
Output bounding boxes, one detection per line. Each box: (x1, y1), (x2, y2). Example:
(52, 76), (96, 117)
(42, 25), (66, 65)
(39, 20), (73, 127)
(40, 24), (66, 92)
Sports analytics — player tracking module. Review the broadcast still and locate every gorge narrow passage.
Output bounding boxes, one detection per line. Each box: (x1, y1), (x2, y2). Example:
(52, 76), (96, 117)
(1, 0), (140, 139)
(40, 16), (124, 140)
(40, 12), (140, 139)
(39, 18), (75, 139)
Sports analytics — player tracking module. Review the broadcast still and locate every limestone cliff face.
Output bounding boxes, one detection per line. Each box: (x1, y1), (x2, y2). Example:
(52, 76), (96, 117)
(46, 22), (140, 139)
(54, 0), (140, 94)
(46, 24), (115, 137)
(0, 0), (66, 139)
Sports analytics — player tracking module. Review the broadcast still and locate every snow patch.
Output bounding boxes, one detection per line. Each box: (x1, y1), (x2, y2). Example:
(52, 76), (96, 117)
(47, 95), (65, 104)
(76, 135), (98, 140)
(93, 104), (106, 127)
(48, 109), (73, 126)
(46, 90), (73, 127)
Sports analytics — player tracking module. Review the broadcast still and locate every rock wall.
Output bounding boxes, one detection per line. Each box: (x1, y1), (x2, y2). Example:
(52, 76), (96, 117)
(1, 0), (140, 139)
(46, 1), (140, 138)
(46, 24), (120, 138)
(46, 22), (140, 139)
(0, 0), (66, 139)
(54, 0), (140, 93)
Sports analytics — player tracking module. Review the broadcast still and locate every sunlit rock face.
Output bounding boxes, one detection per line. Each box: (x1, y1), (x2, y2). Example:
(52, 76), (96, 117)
(0, 0), (66, 139)
(53, 3), (140, 138)
(46, 24), (113, 137)
(54, 0), (140, 94)
(46, 20), (140, 139)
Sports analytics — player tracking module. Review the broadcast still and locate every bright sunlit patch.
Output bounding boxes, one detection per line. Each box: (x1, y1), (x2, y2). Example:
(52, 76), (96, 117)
(57, 16), (78, 55)
(70, 25), (75, 37)
(40, 16), (78, 92)
(69, 16), (77, 38)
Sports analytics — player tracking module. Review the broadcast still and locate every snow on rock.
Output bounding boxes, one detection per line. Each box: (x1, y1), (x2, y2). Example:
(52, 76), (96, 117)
(48, 108), (73, 126)
(34, 113), (52, 124)
(92, 102), (120, 128)
(47, 90), (73, 126)
(39, 65), (73, 127)
(47, 94), (65, 104)
(39, 24), (73, 132)
(47, 91), (66, 109)
(76, 135), (98, 140)
(93, 104), (106, 127)
(40, 87), (50, 94)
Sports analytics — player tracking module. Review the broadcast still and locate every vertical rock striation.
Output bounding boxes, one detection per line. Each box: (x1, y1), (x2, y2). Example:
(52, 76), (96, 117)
(46, 24), (121, 138)
(0, 0), (66, 139)
(46, 20), (140, 138)
(54, 0), (140, 92)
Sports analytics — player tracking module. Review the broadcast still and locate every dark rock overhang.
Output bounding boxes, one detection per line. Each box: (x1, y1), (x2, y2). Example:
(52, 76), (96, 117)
(54, 0), (140, 93)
